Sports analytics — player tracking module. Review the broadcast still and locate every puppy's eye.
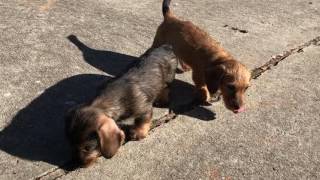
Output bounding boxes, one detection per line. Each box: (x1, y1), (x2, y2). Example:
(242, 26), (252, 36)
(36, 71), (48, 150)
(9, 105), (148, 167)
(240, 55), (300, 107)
(226, 84), (236, 91)
(82, 132), (99, 152)
(82, 140), (98, 152)
(87, 132), (98, 141)
(244, 85), (251, 91)
(84, 145), (93, 152)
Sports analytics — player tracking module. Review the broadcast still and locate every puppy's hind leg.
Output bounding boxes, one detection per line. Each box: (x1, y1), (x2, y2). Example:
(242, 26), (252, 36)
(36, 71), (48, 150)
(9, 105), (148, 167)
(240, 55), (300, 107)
(154, 87), (170, 107)
(129, 109), (153, 141)
(179, 59), (191, 72)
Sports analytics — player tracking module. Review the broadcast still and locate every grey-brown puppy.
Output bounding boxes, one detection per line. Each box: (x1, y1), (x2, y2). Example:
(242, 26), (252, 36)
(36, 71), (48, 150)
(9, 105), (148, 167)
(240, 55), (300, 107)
(65, 45), (177, 167)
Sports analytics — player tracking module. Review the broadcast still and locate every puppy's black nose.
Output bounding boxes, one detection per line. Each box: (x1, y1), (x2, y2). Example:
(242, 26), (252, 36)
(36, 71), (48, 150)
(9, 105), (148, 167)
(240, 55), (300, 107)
(232, 99), (240, 109)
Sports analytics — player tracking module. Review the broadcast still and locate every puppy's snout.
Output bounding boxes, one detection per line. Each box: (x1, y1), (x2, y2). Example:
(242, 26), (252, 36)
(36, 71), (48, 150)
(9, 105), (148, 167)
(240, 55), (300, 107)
(233, 106), (245, 113)
(231, 98), (241, 109)
(103, 151), (115, 159)
(232, 101), (240, 110)
(231, 99), (245, 113)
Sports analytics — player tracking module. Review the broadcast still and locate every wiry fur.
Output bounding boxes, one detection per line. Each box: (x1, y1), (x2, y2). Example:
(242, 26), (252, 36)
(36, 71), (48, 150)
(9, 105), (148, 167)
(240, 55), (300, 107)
(152, 0), (251, 113)
(65, 45), (177, 167)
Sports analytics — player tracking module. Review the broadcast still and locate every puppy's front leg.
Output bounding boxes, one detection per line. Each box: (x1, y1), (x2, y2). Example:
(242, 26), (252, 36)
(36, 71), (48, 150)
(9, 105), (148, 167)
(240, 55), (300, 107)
(209, 91), (221, 103)
(130, 110), (153, 141)
(192, 70), (211, 104)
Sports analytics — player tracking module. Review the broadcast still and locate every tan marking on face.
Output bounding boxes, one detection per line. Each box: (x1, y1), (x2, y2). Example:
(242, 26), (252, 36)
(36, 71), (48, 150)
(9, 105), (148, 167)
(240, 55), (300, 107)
(81, 150), (100, 167)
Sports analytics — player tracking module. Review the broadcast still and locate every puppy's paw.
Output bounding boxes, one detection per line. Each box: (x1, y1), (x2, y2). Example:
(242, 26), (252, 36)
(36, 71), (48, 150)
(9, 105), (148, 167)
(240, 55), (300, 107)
(128, 128), (148, 141)
(209, 92), (221, 103)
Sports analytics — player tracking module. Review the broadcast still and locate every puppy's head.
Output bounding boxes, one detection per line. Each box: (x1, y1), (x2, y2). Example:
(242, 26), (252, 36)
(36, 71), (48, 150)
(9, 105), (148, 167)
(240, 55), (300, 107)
(205, 60), (251, 113)
(65, 106), (125, 167)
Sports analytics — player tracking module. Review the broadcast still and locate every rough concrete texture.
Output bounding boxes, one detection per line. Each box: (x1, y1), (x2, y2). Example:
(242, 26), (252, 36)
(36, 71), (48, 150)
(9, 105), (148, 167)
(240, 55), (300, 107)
(0, 0), (319, 179)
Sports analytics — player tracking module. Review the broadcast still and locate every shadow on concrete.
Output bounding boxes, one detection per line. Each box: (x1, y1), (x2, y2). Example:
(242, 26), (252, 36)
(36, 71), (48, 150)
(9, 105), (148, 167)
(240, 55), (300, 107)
(0, 35), (215, 170)
(169, 79), (216, 121)
(67, 35), (138, 77)
(67, 35), (216, 121)
(0, 74), (108, 169)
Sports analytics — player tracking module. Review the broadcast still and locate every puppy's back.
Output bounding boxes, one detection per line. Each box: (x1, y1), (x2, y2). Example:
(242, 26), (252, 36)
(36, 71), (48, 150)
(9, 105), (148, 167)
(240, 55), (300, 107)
(154, 1), (231, 67)
(104, 45), (176, 90)
(93, 45), (177, 118)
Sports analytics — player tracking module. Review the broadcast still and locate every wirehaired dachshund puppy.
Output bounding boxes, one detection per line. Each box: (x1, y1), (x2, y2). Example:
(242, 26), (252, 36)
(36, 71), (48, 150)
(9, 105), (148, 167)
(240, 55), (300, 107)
(65, 45), (177, 167)
(151, 0), (251, 113)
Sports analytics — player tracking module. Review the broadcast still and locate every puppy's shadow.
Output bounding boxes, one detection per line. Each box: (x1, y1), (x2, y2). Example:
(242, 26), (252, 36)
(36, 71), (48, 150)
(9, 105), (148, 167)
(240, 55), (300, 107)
(0, 74), (108, 169)
(169, 79), (216, 121)
(0, 35), (140, 170)
(0, 35), (215, 170)
(67, 35), (139, 76)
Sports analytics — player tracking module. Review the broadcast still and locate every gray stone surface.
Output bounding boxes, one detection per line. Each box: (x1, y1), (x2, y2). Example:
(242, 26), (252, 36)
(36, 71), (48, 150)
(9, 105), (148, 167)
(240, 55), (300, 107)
(61, 44), (320, 180)
(0, 0), (319, 179)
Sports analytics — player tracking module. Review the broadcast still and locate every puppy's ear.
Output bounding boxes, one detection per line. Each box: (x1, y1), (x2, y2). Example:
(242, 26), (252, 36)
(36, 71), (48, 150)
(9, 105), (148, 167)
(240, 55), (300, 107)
(205, 64), (225, 94)
(97, 115), (125, 158)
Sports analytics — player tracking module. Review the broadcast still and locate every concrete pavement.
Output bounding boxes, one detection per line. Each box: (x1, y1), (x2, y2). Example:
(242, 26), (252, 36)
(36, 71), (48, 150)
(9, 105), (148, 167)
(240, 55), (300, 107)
(0, 0), (319, 179)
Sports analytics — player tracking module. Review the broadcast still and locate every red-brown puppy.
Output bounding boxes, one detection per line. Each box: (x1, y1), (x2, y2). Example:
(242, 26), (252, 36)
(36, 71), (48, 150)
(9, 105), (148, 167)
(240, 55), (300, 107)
(152, 0), (251, 113)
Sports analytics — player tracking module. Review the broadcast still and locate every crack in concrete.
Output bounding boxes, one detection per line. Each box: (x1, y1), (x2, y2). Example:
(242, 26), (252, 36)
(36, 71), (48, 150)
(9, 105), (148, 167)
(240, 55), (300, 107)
(34, 166), (68, 180)
(223, 25), (248, 33)
(33, 36), (320, 180)
(34, 113), (178, 180)
(251, 36), (320, 79)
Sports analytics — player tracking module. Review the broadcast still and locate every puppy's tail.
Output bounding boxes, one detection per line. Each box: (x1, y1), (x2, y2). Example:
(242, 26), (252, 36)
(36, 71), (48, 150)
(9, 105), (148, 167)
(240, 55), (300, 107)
(162, 0), (173, 18)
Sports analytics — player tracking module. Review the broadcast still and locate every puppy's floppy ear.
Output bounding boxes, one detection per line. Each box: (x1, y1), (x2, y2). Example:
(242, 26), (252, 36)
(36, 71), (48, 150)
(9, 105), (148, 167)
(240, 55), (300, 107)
(96, 115), (125, 158)
(205, 64), (226, 94)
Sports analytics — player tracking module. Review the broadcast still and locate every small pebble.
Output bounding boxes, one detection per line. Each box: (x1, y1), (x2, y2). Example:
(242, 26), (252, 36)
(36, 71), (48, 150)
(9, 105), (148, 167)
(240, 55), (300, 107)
(4, 93), (11, 97)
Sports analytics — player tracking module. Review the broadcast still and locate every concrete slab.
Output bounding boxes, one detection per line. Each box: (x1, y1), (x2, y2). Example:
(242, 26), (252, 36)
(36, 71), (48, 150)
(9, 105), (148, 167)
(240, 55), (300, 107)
(0, 0), (319, 179)
(62, 44), (320, 180)
(102, 0), (320, 68)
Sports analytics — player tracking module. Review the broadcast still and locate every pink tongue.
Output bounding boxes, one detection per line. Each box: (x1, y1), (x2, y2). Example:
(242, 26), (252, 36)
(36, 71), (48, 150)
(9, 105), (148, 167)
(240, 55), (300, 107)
(235, 107), (245, 113)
